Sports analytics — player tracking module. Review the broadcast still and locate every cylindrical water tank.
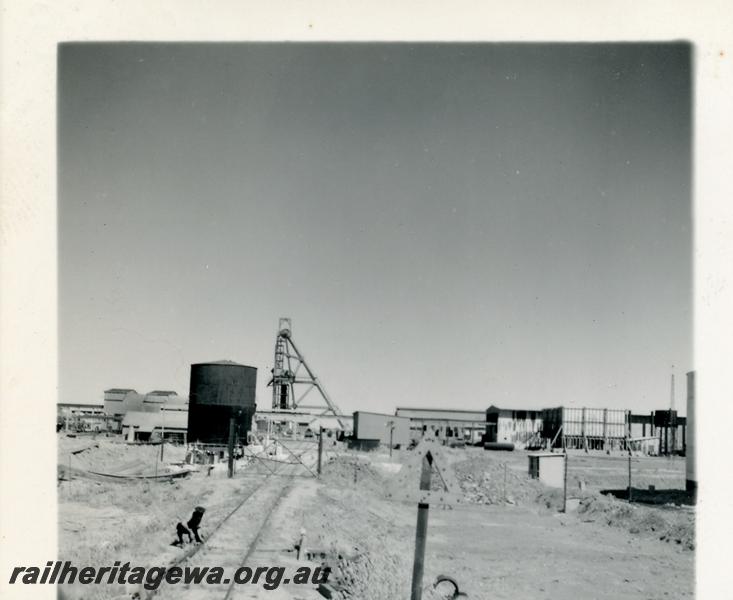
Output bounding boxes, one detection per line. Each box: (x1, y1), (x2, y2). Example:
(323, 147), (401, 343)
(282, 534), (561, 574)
(187, 361), (257, 445)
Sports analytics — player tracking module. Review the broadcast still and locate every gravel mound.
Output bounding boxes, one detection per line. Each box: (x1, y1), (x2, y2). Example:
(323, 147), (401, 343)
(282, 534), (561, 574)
(577, 492), (695, 550)
(452, 454), (548, 506)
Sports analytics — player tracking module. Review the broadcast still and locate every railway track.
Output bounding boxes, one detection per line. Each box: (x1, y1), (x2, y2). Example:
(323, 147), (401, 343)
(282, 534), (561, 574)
(148, 442), (317, 600)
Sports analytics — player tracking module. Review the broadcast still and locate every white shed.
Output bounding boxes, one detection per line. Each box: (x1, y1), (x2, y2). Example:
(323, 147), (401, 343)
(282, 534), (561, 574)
(527, 452), (565, 489)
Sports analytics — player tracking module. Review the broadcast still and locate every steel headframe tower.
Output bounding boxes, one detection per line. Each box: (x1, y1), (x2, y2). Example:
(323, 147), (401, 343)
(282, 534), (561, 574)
(267, 318), (346, 429)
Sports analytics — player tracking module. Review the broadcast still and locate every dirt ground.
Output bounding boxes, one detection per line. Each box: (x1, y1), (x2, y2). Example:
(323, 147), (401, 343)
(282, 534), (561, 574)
(58, 436), (694, 600)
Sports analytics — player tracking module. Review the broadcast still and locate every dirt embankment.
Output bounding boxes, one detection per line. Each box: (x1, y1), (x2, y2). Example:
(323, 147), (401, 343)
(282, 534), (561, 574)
(451, 452), (694, 551)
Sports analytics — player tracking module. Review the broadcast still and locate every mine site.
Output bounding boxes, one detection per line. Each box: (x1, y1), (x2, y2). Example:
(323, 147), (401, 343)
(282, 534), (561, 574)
(48, 42), (696, 600)
(57, 319), (696, 600)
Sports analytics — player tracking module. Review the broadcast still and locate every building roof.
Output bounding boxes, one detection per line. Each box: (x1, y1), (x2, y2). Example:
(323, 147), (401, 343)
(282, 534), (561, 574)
(395, 407), (486, 414)
(395, 407), (486, 422)
(121, 410), (188, 433)
(104, 388), (137, 394)
(354, 410), (410, 420)
(486, 405), (542, 415)
(307, 415), (352, 431)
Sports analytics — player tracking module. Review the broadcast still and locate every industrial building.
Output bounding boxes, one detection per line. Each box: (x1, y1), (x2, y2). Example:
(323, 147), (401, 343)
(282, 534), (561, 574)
(394, 407), (486, 443)
(121, 409), (188, 443)
(103, 389), (187, 418)
(540, 406), (688, 455)
(542, 406), (630, 451)
(253, 410), (350, 440)
(187, 361), (257, 446)
(57, 403), (116, 433)
(629, 411), (687, 454)
(485, 406), (543, 448)
(352, 411), (411, 450)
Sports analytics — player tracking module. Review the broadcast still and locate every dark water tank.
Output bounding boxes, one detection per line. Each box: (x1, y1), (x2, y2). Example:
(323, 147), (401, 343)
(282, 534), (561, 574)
(187, 361), (257, 445)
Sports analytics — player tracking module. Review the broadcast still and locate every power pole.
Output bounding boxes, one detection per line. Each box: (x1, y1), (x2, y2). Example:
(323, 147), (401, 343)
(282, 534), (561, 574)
(227, 416), (236, 478)
(387, 420), (395, 459)
(317, 427), (324, 476)
(160, 409), (166, 461)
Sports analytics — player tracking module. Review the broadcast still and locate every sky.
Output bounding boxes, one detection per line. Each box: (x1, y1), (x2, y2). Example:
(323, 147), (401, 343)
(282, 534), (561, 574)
(58, 43), (692, 415)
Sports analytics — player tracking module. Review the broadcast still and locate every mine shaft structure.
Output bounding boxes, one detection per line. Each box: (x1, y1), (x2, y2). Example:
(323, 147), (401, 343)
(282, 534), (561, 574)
(268, 318), (347, 429)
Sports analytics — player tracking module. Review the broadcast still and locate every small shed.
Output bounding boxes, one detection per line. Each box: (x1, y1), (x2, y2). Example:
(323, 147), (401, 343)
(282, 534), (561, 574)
(527, 452), (565, 489)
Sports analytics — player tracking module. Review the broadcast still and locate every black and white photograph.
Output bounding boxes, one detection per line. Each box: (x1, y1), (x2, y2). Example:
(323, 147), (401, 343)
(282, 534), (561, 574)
(2, 5), (732, 600)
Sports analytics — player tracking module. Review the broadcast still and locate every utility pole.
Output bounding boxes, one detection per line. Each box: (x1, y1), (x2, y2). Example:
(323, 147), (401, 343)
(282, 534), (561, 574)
(670, 369), (677, 454)
(387, 420), (395, 459)
(160, 409), (166, 462)
(317, 427), (324, 476)
(227, 415), (236, 478)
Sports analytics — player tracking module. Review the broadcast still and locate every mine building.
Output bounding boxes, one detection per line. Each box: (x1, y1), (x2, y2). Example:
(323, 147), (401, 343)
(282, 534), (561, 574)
(394, 407), (486, 443)
(484, 406), (543, 448)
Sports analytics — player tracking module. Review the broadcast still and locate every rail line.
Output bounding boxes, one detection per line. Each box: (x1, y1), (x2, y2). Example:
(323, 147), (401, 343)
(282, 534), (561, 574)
(148, 443), (316, 600)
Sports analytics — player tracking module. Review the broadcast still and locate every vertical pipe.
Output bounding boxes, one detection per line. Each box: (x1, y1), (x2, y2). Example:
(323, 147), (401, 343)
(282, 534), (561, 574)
(603, 408), (608, 453)
(628, 453), (633, 502)
(227, 416), (236, 478)
(411, 453), (433, 600)
(686, 371), (696, 496)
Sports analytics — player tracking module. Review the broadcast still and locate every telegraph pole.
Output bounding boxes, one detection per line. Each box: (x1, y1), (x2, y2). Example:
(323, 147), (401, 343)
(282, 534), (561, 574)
(317, 427), (324, 475)
(227, 416), (236, 478)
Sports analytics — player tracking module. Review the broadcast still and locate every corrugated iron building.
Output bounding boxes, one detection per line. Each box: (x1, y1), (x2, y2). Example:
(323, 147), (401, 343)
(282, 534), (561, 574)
(122, 410), (188, 442)
(485, 406), (543, 448)
(542, 406), (630, 450)
(394, 407), (486, 443)
(353, 411), (411, 448)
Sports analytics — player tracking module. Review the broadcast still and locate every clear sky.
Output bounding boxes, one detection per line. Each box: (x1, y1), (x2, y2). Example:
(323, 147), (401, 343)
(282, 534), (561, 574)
(58, 43), (692, 414)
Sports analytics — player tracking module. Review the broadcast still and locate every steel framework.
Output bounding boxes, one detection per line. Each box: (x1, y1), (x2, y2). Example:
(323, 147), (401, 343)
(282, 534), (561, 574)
(267, 318), (347, 429)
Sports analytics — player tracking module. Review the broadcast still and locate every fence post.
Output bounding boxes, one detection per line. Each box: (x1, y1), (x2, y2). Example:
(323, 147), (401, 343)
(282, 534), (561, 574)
(410, 452), (433, 600)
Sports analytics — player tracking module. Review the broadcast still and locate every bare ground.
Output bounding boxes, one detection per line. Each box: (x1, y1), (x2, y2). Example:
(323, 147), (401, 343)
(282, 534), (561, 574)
(58, 437), (694, 599)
